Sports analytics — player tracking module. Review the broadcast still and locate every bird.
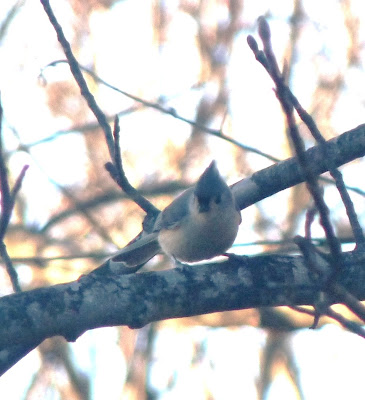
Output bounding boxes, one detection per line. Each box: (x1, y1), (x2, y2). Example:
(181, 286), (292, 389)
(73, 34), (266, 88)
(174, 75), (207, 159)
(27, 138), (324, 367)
(109, 161), (241, 269)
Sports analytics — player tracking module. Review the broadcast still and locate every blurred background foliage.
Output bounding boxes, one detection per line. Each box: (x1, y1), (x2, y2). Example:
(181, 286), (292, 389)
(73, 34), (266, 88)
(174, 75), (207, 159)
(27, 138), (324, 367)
(0, 0), (365, 398)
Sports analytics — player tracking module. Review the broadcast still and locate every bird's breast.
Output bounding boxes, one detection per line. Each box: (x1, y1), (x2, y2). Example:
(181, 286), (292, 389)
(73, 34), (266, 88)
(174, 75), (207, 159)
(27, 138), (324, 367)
(158, 205), (240, 263)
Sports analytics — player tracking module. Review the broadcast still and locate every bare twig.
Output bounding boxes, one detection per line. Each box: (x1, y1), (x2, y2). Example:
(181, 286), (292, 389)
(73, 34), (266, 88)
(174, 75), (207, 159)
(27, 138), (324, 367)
(0, 164), (28, 293)
(256, 17), (365, 250)
(0, 0), (24, 45)
(0, 100), (28, 293)
(291, 305), (365, 338)
(39, 0), (115, 158)
(283, 83), (365, 249)
(41, 60), (280, 163)
(0, 106), (12, 240)
(249, 18), (344, 275)
(105, 117), (159, 215)
(304, 205), (318, 240)
(40, 0), (158, 220)
(329, 283), (365, 322)
(249, 17), (365, 327)
(326, 307), (365, 338)
(40, 60), (365, 198)
(0, 243), (21, 293)
(294, 236), (365, 324)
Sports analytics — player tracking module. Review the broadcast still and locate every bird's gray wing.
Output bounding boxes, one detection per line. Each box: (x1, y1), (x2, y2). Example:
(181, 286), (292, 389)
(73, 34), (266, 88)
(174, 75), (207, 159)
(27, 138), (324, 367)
(153, 187), (193, 231)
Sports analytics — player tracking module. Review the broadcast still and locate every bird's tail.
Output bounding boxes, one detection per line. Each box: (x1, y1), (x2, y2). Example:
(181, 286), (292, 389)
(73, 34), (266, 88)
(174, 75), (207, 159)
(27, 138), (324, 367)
(109, 232), (161, 271)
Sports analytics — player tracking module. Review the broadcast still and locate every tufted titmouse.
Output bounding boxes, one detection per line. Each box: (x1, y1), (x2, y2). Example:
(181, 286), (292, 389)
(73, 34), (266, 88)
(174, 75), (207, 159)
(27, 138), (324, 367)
(110, 161), (241, 268)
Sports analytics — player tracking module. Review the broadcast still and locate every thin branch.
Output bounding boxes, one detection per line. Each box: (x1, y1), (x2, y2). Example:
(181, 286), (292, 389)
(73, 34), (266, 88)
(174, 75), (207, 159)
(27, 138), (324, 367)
(0, 101), (28, 293)
(295, 237), (365, 324)
(39, 60), (365, 198)
(0, 242), (21, 293)
(39, 0), (115, 158)
(17, 106), (140, 148)
(256, 17), (365, 250)
(326, 306), (365, 338)
(11, 165), (28, 202)
(41, 60), (281, 162)
(288, 94), (365, 249)
(250, 18), (344, 276)
(0, 103), (12, 240)
(0, 0), (24, 45)
(291, 306), (365, 338)
(3, 165), (28, 293)
(104, 117), (159, 216)
(40, 3), (158, 218)
(304, 204), (318, 240)
(329, 283), (365, 323)
(249, 17), (365, 327)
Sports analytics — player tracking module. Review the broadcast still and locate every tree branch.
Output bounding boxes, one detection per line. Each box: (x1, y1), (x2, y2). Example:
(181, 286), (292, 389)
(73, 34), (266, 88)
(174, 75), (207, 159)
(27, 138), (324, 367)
(232, 123), (365, 209)
(0, 99), (28, 293)
(39, 0), (115, 158)
(0, 250), (364, 352)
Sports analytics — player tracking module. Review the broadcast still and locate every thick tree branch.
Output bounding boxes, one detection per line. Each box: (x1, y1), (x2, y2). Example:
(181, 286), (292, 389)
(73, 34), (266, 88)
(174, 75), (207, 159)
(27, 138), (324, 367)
(0, 250), (364, 351)
(232, 123), (365, 209)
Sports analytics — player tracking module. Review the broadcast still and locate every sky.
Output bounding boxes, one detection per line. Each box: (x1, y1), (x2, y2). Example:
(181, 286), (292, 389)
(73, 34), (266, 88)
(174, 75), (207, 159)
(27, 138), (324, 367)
(1, 0), (365, 399)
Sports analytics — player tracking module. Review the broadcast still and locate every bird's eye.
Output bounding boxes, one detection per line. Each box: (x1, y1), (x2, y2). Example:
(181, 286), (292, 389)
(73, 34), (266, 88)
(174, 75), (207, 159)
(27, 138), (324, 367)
(215, 194), (222, 204)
